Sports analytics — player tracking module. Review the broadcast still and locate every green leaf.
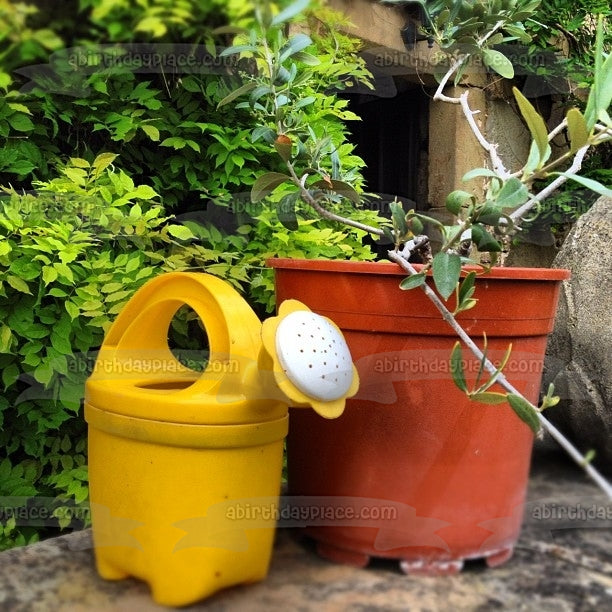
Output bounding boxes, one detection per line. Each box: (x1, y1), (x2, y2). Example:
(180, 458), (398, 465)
(522, 140), (541, 177)
(3, 362), (20, 389)
(432, 252), (461, 300)
(271, 0), (310, 26)
(556, 173), (612, 198)
(503, 24), (532, 44)
(277, 193), (299, 231)
(476, 204), (502, 225)
(0, 240), (12, 257)
(141, 124), (160, 141)
(566, 108), (589, 153)
(446, 190), (473, 214)
(0, 325), (13, 353)
(217, 81), (257, 109)
(280, 33), (313, 62)
(251, 172), (289, 202)
(65, 301), (80, 320)
(51, 332), (73, 355)
(129, 185), (158, 200)
(512, 87), (549, 165)
(160, 136), (186, 150)
(580, 449), (597, 467)
(507, 394), (541, 434)
(7, 102), (32, 115)
(471, 224), (502, 252)
(463, 168), (500, 181)
(470, 392), (508, 405)
(495, 177), (530, 208)
(92, 152), (117, 176)
(292, 51), (321, 66)
(219, 44), (258, 57)
(311, 179), (360, 204)
(135, 15), (167, 37)
(251, 126), (276, 143)
(7, 114), (34, 132)
(583, 16), (611, 130)
(450, 342), (467, 393)
(54, 263), (74, 283)
(477, 342), (513, 393)
(166, 224), (195, 241)
(482, 49), (514, 79)
(389, 201), (407, 236)
(455, 271), (477, 313)
(42, 266), (58, 286)
(6, 275), (32, 294)
(399, 273), (426, 290)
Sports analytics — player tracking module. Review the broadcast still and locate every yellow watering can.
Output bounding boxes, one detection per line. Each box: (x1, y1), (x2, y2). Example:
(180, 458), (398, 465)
(85, 271), (358, 607)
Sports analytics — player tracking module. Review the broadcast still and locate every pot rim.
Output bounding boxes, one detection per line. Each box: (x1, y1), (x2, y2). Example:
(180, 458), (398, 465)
(266, 257), (571, 281)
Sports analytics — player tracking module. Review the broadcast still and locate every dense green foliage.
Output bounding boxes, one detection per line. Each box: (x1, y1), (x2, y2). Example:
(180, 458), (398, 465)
(0, 0), (382, 549)
(0, 155), (216, 548)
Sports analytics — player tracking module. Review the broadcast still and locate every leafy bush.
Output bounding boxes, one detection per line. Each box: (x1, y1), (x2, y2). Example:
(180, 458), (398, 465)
(0, 153), (236, 549)
(0, 0), (381, 309)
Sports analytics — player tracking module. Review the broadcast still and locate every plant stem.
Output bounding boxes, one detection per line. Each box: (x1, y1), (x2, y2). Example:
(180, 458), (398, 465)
(387, 249), (612, 499)
(285, 160), (386, 237)
(433, 60), (509, 178)
(509, 145), (589, 222)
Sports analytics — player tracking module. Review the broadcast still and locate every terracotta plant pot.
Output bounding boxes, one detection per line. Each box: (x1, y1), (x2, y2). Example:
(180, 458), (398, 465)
(268, 258), (570, 575)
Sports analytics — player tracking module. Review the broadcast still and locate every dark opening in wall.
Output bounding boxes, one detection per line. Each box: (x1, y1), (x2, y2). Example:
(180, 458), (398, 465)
(343, 80), (430, 214)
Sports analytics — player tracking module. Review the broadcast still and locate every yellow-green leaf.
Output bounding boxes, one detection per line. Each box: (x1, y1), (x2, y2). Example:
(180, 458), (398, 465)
(141, 124), (160, 141)
(566, 108), (589, 153)
(0, 325), (12, 353)
(69, 157), (90, 169)
(65, 301), (80, 320)
(42, 266), (58, 285)
(6, 275), (31, 294)
(512, 87), (549, 165)
(470, 392), (508, 405)
(8, 102), (32, 115)
(450, 342), (467, 393)
(92, 153), (118, 178)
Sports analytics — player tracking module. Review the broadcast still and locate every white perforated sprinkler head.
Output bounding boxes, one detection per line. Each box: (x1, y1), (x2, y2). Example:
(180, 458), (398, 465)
(260, 299), (359, 418)
(275, 310), (354, 402)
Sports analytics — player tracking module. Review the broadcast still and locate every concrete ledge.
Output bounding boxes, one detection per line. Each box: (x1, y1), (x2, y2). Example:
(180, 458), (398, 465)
(1, 446), (611, 610)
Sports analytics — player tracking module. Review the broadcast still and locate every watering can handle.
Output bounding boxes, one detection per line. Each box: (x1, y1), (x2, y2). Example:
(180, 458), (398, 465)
(92, 272), (262, 392)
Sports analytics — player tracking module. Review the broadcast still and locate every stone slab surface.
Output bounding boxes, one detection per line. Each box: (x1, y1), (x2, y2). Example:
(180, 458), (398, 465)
(1, 445), (611, 611)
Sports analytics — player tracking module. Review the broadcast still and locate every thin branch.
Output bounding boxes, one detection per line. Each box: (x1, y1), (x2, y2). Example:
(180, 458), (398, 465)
(433, 55), (466, 102)
(387, 249), (612, 499)
(285, 160), (386, 237)
(458, 91), (509, 178)
(433, 60), (509, 178)
(509, 145), (589, 222)
(548, 118), (568, 142)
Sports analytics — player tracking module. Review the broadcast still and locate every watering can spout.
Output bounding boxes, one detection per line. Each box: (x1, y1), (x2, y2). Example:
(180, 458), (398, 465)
(257, 299), (359, 419)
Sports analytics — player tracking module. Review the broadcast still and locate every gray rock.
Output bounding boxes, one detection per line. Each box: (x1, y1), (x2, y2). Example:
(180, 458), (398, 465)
(544, 196), (612, 471)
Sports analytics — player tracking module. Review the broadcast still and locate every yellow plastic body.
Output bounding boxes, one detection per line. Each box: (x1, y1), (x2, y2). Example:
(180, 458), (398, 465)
(85, 272), (287, 606)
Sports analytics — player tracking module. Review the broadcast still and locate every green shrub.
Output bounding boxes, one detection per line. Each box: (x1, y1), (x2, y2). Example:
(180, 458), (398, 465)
(0, 152), (236, 549)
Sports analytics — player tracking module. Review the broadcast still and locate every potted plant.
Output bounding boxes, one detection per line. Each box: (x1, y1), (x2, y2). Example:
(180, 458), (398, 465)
(220, 0), (612, 574)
